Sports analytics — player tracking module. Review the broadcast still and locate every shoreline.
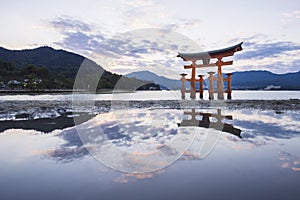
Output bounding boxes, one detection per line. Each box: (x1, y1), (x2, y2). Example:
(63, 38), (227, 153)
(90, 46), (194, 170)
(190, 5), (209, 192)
(0, 90), (75, 94)
(1, 99), (300, 112)
(1, 89), (300, 95)
(0, 89), (137, 95)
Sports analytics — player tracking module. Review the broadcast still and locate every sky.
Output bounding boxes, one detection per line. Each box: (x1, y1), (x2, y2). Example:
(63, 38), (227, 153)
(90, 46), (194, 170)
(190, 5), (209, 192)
(0, 0), (300, 78)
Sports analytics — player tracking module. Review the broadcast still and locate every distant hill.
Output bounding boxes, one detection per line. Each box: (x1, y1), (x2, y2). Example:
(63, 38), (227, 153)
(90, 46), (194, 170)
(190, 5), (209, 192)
(125, 70), (300, 90)
(0, 46), (153, 90)
(231, 70), (300, 90)
(126, 70), (181, 90)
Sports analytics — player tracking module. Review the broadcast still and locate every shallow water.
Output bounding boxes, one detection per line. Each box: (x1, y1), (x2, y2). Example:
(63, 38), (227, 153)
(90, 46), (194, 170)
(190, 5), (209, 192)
(0, 107), (299, 200)
(0, 90), (299, 101)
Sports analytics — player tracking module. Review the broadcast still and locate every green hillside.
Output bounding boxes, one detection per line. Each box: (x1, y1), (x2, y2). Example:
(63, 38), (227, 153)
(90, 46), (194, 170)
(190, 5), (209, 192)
(0, 46), (157, 91)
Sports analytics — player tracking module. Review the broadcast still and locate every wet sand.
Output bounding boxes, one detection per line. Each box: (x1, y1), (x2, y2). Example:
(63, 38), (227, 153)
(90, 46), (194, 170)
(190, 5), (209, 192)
(1, 99), (299, 116)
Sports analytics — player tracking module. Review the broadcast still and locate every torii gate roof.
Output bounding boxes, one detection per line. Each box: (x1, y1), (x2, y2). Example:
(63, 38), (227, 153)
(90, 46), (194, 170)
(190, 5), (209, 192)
(177, 42), (243, 61)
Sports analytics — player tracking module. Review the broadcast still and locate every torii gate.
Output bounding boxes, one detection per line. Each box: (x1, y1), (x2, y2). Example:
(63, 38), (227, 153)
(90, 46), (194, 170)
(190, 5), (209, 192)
(177, 42), (243, 100)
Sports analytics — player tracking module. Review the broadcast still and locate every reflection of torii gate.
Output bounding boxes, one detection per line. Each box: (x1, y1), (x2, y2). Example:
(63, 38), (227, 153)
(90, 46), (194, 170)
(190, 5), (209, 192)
(178, 109), (242, 138)
(177, 42), (243, 100)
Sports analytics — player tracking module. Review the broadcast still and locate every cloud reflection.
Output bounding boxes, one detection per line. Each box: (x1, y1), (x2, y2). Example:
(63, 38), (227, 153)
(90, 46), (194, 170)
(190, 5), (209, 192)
(48, 129), (89, 163)
(279, 151), (300, 172)
(114, 170), (165, 184)
(40, 107), (300, 180)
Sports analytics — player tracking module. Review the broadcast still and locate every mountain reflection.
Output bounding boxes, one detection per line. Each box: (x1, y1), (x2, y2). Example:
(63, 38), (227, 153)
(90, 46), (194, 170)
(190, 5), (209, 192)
(0, 112), (95, 133)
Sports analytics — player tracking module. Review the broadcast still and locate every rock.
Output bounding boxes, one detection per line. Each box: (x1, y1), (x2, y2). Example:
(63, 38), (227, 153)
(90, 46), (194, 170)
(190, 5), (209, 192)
(15, 113), (30, 119)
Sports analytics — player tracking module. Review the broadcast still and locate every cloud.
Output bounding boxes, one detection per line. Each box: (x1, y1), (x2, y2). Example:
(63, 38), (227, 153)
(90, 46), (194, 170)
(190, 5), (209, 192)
(227, 34), (269, 45)
(50, 16), (300, 76)
(121, 0), (168, 28)
(50, 17), (169, 57)
(56, 31), (100, 52)
(281, 10), (300, 27)
(224, 35), (300, 73)
(236, 41), (300, 60)
(283, 10), (300, 19)
(121, 0), (203, 36)
(49, 16), (92, 32)
(49, 16), (107, 56)
(121, 0), (202, 32)
(124, 0), (155, 7)
(49, 17), (200, 77)
(256, 59), (300, 73)
(164, 19), (202, 31)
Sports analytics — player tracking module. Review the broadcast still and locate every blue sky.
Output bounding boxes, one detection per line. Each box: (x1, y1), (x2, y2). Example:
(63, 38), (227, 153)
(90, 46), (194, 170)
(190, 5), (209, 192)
(1, 0), (299, 78)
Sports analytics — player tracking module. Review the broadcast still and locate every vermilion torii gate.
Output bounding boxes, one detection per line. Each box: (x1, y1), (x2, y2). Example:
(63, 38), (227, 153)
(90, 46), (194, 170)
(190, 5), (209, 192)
(177, 42), (243, 100)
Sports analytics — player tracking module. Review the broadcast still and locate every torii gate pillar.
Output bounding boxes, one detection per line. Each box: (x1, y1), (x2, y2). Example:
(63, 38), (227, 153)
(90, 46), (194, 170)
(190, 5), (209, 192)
(216, 58), (224, 100)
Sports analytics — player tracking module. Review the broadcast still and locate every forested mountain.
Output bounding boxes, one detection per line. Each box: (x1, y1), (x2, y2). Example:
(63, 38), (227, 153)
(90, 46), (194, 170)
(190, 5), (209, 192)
(0, 46), (156, 90)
